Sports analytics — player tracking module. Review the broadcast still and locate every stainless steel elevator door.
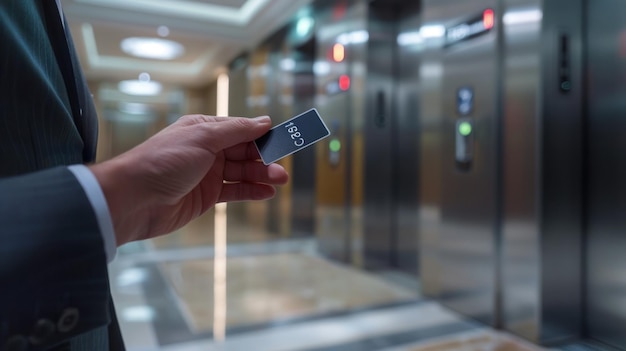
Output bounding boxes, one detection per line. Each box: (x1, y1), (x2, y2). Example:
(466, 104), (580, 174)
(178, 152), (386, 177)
(394, 3), (421, 275)
(363, 1), (396, 269)
(363, 0), (421, 274)
(439, 0), (500, 326)
(501, 0), (585, 344)
(314, 0), (367, 264)
(586, 0), (626, 347)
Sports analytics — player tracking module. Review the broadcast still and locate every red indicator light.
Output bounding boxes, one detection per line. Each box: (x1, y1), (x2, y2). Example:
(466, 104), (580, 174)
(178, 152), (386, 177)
(483, 9), (495, 30)
(333, 43), (345, 62)
(339, 75), (351, 91)
(333, 2), (347, 20)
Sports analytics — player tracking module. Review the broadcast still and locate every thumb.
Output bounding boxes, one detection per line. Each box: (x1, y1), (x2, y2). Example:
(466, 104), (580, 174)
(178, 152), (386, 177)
(202, 116), (272, 152)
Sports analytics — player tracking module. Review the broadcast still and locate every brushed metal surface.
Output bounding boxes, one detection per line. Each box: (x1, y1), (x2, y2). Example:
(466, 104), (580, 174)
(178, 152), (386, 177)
(363, 1), (399, 270)
(500, 0), (542, 341)
(314, 0), (367, 263)
(418, 0), (447, 298)
(418, 0), (501, 324)
(438, 0), (500, 327)
(586, 0), (626, 348)
(501, 0), (585, 344)
(394, 2), (422, 275)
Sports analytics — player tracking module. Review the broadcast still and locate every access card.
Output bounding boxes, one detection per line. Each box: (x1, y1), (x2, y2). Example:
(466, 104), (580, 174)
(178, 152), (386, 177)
(254, 108), (330, 165)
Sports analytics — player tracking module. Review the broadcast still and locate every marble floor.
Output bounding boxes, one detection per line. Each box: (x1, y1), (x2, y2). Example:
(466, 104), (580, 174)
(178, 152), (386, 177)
(110, 254), (555, 351)
(159, 253), (417, 333)
(108, 211), (562, 351)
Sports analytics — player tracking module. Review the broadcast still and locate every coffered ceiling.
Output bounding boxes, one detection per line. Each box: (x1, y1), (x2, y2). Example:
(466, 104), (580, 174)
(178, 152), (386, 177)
(61, 0), (313, 88)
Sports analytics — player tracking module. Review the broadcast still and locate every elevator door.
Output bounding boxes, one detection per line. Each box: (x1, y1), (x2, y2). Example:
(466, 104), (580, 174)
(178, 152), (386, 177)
(315, 0), (367, 264)
(586, 0), (626, 348)
(363, 0), (421, 275)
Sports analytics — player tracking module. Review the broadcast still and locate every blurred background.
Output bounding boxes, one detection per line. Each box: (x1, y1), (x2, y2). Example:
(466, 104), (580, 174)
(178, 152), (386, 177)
(61, 0), (626, 350)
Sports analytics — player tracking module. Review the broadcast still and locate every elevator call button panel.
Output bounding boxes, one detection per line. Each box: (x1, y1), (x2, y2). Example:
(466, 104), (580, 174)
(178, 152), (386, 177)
(456, 118), (474, 164)
(457, 87), (474, 116)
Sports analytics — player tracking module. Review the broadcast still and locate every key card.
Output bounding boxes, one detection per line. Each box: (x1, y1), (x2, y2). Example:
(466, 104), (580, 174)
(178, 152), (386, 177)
(254, 108), (330, 165)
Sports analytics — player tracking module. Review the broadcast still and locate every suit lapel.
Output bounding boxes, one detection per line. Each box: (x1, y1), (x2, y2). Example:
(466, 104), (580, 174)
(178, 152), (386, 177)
(40, 0), (98, 162)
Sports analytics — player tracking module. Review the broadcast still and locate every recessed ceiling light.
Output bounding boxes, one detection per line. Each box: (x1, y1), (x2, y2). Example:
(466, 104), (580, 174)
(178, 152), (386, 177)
(118, 79), (163, 96)
(119, 102), (151, 115)
(280, 58), (295, 71)
(337, 30), (369, 45)
(138, 72), (151, 82)
(120, 37), (184, 60)
(157, 25), (170, 37)
(296, 16), (314, 38)
(397, 32), (424, 47)
(420, 25), (446, 39)
(313, 61), (330, 75)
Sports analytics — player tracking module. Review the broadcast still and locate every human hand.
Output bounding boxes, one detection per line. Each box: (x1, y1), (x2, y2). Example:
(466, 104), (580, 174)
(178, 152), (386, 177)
(89, 115), (289, 246)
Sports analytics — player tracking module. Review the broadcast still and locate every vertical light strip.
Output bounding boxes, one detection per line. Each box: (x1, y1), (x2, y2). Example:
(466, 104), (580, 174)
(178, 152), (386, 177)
(214, 73), (229, 342)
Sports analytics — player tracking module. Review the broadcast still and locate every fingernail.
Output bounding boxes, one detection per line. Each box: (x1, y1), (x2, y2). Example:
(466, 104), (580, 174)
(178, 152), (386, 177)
(254, 116), (271, 123)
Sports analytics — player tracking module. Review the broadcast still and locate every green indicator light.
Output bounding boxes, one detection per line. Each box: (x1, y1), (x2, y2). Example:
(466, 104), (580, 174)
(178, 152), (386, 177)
(459, 122), (472, 136)
(329, 139), (341, 152)
(561, 81), (572, 91)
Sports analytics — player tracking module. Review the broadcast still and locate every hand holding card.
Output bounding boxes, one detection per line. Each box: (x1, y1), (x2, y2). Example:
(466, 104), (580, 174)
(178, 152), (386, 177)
(254, 108), (331, 165)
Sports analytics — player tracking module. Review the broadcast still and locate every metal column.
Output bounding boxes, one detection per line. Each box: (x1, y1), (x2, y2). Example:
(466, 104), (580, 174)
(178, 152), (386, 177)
(585, 0), (626, 348)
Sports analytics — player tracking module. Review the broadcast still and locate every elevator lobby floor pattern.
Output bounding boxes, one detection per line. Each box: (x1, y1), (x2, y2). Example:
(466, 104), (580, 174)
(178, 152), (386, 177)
(150, 302), (549, 351)
(109, 239), (562, 351)
(160, 253), (417, 333)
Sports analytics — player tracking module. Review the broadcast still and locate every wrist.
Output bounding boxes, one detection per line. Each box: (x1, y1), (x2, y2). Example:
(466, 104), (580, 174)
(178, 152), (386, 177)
(89, 156), (146, 245)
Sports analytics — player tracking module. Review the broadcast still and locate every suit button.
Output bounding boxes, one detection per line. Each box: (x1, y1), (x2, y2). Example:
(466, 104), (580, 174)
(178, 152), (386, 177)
(5, 335), (28, 351)
(29, 318), (56, 345)
(57, 308), (80, 333)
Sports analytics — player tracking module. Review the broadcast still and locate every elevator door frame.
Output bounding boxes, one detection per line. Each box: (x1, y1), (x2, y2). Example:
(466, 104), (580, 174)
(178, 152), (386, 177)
(584, 0), (626, 348)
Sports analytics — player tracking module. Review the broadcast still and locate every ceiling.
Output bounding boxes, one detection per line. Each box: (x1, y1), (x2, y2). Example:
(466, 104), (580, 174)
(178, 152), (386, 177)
(61, 0), (313, 88)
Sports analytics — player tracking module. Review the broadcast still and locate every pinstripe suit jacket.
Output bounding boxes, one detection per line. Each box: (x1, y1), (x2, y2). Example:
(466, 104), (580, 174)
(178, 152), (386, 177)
(0, 1), (124, 350)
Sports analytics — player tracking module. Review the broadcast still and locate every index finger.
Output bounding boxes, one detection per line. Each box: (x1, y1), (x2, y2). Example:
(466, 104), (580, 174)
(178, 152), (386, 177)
(224, 141), (262, 161)
(201, 116), (272, 153)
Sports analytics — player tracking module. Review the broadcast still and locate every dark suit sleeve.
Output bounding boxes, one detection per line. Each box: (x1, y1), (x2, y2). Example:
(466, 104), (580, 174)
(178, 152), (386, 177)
(0, 167), (110, 349)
